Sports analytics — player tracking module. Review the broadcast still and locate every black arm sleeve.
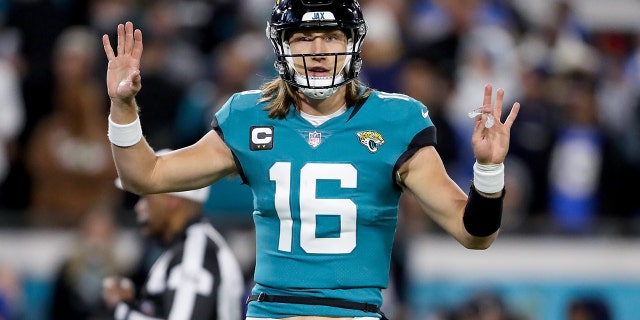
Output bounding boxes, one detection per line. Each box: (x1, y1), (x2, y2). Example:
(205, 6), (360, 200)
(463, 185), (505, 237)
(392, 126), (437, 189)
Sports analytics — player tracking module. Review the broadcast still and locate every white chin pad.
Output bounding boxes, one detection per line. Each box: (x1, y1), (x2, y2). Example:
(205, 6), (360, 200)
(295, 73), (344, 99)
(300, 86), (340, 99)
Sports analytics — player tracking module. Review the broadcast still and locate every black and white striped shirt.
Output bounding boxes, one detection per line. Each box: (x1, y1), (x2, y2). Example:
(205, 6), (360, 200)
(115, 217), (245, 320)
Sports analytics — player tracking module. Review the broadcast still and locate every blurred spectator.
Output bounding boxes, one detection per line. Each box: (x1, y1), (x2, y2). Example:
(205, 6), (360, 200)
(396, 55), (459, 169)
(392, 54), (460, 234)
(404, 0), (520, 79)
(623, 31), (640, 95)
(567, 296), (611, 320)
(403, 0), (475, 83)
(130, 33), (186, 149)
(424, 290), (528, 320)
(50, 205), (123, 320)
(595, 48), (640, 229)
(448, 23), (521, 124)
(619, 98), (640, 215)
(501, 65), (558, 219)
(548, 0), (588, 43)
(516, 0), (593, 94)
(482, 0), (528, 37)
(0, 14), (25, 211)
(501, 156), (533, 232)
(595, 34), (636, 139)
(455, 290), (528, 320)
(358, 0), (405, 93)
(0, 50), (25, 206)
(86, 0), (139, 37)
(24, 25), (118, 228)
(140, 0), (204, 87)
(547, 73), (606, 234)
(176, 31), (271, 146)
(123, 1), (198, 150)
(5, 1), (69, 139)
(0, 263), (24, 320)
(177, 0), (242, 54)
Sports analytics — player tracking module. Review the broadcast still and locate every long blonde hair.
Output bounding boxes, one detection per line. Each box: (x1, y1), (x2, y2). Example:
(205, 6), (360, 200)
(259, 78), (371, 119)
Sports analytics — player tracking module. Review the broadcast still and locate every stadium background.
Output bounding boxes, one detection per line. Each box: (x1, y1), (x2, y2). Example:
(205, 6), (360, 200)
(1, 0), (639, 319)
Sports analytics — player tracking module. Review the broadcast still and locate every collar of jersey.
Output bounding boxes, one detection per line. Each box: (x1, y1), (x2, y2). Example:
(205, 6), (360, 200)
(299, 104), (348, 127)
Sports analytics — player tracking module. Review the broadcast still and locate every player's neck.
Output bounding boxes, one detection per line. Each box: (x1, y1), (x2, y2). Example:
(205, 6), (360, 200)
(298, 87), (347, 116)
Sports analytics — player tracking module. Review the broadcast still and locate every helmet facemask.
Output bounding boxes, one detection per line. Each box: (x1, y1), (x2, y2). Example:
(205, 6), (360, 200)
(283, 34), (353, 99)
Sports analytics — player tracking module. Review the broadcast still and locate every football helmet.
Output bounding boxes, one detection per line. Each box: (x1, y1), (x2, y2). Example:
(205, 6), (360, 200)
(266, 0), (367, 99)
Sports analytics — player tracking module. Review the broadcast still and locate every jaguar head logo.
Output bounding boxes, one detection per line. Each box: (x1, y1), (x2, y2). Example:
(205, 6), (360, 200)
(356, 130), (385, 153)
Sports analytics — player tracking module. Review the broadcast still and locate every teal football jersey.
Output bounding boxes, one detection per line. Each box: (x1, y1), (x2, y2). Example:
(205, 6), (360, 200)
(214, 89), (436, 318)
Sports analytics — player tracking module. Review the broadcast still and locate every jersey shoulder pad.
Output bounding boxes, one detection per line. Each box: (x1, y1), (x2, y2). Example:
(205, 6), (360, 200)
(215, 90), (265, 126)
(368, 91), (434, 127)
(227, 90), (263, 111)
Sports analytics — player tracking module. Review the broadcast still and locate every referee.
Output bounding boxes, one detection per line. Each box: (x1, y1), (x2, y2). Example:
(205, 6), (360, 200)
(103, 150), (245, 320)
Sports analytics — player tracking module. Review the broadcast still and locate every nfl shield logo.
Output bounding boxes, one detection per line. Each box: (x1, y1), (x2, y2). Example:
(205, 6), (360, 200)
(308, 131), (322, 148)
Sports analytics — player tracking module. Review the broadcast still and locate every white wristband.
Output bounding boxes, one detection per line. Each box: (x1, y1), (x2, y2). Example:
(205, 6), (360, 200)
(108, 114), (143, 147)
(473, 161), (504, 194)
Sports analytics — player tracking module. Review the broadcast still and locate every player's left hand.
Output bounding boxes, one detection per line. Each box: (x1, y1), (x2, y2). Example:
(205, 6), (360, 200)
(471, 84), (520, 165)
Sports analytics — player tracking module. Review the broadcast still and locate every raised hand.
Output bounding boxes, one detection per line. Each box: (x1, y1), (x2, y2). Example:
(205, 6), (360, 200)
(471, 84), (520, 165)
(102, 21), (143, 106)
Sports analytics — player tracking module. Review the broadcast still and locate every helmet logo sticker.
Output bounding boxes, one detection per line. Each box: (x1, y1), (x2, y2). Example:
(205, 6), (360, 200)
(356, 130), (385, 153)
(302, 12), (336, 22)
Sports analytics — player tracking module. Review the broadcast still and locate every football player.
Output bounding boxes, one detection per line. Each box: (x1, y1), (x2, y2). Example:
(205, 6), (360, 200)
(102, 0), (520, 319)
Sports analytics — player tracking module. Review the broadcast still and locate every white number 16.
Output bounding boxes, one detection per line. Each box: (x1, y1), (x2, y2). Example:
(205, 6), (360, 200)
(269, 162), (357, 254)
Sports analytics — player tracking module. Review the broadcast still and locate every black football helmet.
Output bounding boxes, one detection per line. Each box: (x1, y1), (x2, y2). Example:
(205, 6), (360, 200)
(266, 0), (367, 99)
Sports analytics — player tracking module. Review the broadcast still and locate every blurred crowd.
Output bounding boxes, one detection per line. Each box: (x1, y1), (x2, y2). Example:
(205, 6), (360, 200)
(0, 0), (639, 234)
(0, 0), (638, 319)
(0, 0), (638, 236)
(0, 0), (637, 245)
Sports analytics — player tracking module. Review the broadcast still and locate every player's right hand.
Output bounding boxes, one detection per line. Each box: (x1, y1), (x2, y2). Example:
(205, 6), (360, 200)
(102, 21), (143, 106)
